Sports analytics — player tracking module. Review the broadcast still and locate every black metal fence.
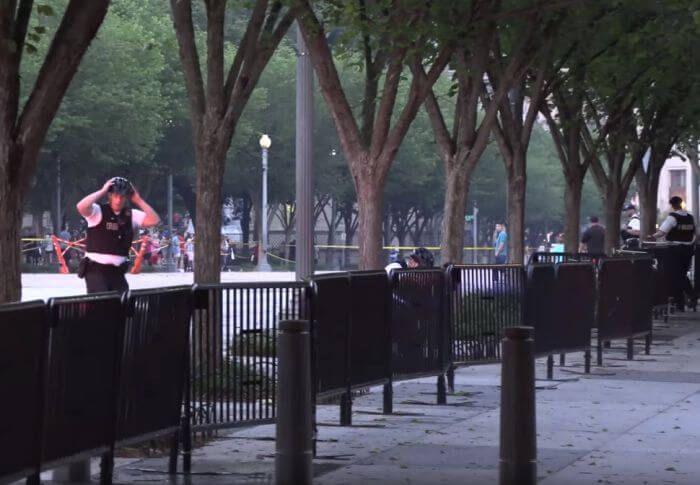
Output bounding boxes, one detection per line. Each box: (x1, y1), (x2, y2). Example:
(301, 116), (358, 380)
(309, 271), (393, 425)
(1, 255), (664, 483)
(41, 294), (125, 477)
(0, 289), (194, 485)
(529, 252), (602, 264)
(0, 301), (49, 484)
(447, 264), (525, 366)
(524, 263), (596, 376)
(310, 274), (351, 399)
(390, 269), (448, 380)
(348, 272), (391, 390)
(187, 283), (309, 432)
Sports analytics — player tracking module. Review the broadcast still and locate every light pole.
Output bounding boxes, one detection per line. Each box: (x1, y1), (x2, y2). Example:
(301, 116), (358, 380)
(257, 134), (272, 271)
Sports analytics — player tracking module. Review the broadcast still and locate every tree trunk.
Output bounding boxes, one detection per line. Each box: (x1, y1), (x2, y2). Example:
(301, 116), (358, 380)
(194, 138), (226, 284)
(563, 175), (584, 253)
(602, 188), (624, 254)
(356, 178), (384, 270)
(441, 161), (470, 265)
(506, 152), (527, 264)
(0, 180), (22, 302)
(637, 174), (659, 238)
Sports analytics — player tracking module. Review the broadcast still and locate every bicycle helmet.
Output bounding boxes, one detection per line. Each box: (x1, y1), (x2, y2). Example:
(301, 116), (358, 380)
(109, 177), (134, 196)
(409, 247), (434, 268)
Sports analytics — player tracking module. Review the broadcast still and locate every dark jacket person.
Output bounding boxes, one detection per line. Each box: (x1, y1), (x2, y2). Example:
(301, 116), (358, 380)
(580, 216), (605, 254)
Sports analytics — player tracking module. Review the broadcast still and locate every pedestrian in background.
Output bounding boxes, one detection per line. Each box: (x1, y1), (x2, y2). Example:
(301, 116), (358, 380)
(493, 223), (508, 264)
(580, 216), (605, 254)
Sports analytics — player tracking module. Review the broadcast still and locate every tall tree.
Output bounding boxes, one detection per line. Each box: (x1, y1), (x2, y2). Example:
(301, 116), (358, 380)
(170, 0), (296, 283)
(486, 36), (552, 263)
(417, 1), (536, 264)
(1, 0), (111, 302)
(296, 0), (453, 269)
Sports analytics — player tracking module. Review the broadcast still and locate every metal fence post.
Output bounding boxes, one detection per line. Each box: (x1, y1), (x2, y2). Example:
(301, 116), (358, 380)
(275, 320), (313, 485)
(499, 326), (536, 485)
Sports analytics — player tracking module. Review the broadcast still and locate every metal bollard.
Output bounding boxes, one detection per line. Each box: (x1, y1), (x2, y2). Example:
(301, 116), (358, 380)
(436, 374), (447, 405)
(340, 392), (352, 425)
(499, 327), (536, 485)
(275, 320), (313, 485)
(446, 365), (456, 393)
(383, 381), (393, 414)
(52, 461), (91, 483)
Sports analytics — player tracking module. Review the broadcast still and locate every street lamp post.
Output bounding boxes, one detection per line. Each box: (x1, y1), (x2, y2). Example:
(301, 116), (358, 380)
(257, 134), (272, 271)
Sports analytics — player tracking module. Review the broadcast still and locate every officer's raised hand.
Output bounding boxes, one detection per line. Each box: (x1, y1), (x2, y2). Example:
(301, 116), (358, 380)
(101, 177), (115, 194)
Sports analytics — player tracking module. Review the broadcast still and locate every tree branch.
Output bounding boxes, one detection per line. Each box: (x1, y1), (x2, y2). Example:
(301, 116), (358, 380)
(170, 0), (205, 126)
(13, 0), (33, 67)
(369, 50), (405, 162)
(206, 0), (226, 119)
(380, 45), (453, 175)
(16, 0), (110, 192)
(296, 0), (365, 163)
(422, 86), (454, 163)
(222, 7), (295, 135)
(223, 0), (267, 104)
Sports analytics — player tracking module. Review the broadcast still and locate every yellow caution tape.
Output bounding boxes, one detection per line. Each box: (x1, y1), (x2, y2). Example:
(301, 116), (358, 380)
(267, 252), (295, 264)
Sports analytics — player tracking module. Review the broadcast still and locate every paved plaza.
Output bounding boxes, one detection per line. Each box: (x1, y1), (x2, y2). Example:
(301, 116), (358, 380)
(20, 271), (297, 302)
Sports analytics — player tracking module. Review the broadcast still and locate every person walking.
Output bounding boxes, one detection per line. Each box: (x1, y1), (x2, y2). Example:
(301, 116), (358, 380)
(580, 216), (606, 254)
(493, 223), (508, 264)
(650, 196), (697, 311)
(171, 232), (182, 270)
(621, 202), (641, 242)
(76, 177), (160, 293)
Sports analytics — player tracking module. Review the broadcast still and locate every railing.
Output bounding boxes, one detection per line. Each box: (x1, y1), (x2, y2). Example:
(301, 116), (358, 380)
(187, 283), (309, 432)
(0, 301), (49, 485)
(525, 263), (596, 376)
(528, 252), (602, 264)
(1, 254), (666, 483)
(309, 271), (393, 425)
(114, 287), (193, 473)
(390, 269), (448, 380)
(41, 294), (125, 479)
(596, 257), (654, 364)
(0, 289), (193, 485)
(447, 264), (525, 367)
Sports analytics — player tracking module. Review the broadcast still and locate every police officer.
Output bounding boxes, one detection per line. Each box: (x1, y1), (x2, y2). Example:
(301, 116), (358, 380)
(76, 177), (160, 293)
(385, 247), (435, 274)
(621, 202), (641, 242)
(650, 196), (697, 310)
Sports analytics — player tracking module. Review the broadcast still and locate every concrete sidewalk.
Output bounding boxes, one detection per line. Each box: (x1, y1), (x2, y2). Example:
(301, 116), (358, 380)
(52, 311), (700, 484)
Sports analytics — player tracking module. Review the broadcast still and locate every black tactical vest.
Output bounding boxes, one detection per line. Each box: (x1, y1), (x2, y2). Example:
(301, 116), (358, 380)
(667, 212), (695, 242)
(86, 204), (133, 256)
